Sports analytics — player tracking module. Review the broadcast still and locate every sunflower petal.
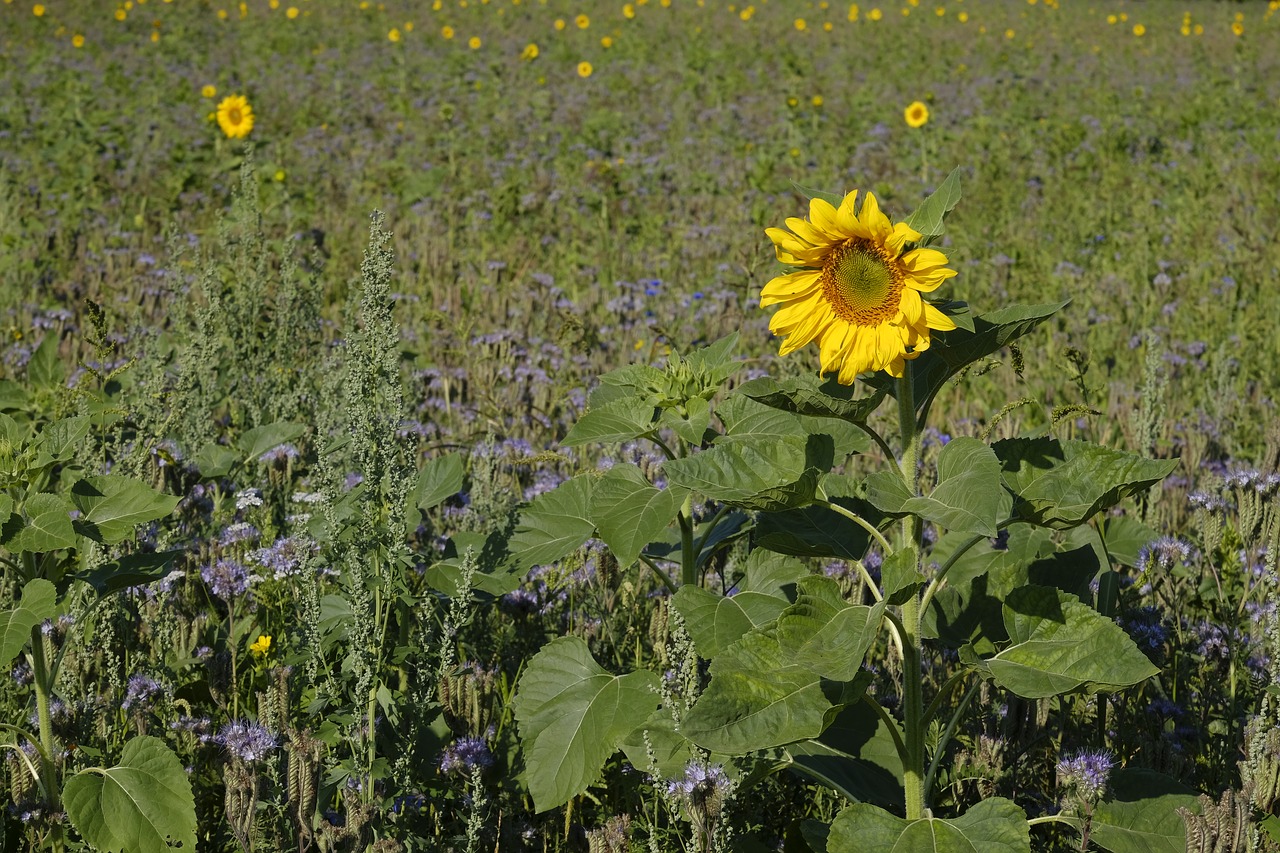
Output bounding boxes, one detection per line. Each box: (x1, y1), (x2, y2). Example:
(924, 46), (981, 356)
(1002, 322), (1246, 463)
(905, 266), (958, 293)
(777, 305), (835, 356)
(900, 247), (951, 272)
(923, 302), (958, 331)
(858, 192), (892, 241)
(835, 190), (862, 235)
(898, 288), (925, 327)
(786, 217), (828, 247)
(760, 270), (821, 306)
(885, 222), (922, 255)
(809, 197), (842, 240)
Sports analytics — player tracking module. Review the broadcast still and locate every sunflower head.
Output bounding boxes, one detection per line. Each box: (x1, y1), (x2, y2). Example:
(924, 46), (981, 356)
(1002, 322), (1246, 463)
(215, 94), (254, 139)
(761, 190), (957, 382)
(904, 101), (929, 128)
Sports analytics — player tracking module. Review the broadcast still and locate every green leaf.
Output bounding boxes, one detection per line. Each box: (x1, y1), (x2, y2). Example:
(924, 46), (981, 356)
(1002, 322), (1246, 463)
(70, 476), (181, 545)
(507, 476), (597, 571)
(1087, 769), (1200, 853)
(36, 416), (91, 461)
(9, 493), (78, 553)
(513, 637), (660, 811)
(0, 381), (30, 412)
(426, 531), (523, 596)
(63, 736), (197, 853)
(995, 438), (1178, 528)
(663, 434), (827, 512)
(586, 364), (666, 408)
(739, 376), (887, 423)
(900, 438), (1012, 538)
(620, 709), (710, 779)
(756, 496), (879, 561)
(982, 586), (1159, 698)
(903, 167), (963, 243)
(682, 578), (883, 752)
(719, 393), (871, 458)
(561, 397), (657, 447)
(827, 797), (1030, 853)
(661, 395), (712, 445)
(739, 550), (809, 597)
(865, 302), (1067, 415)
(1, 579), (56, 665)
(27, 333), (66, 390)
(193, 442), (239, 479)
(881, 547), (924, 606)
(411, 452), (465, 511)
(787, 699), (903, 810)
(236, 421), (308, 461)
(591, 464), (687, 567)
(74, 551), (181, 596)
(682, 332), (741, 387)
(673, 585), (790, 659)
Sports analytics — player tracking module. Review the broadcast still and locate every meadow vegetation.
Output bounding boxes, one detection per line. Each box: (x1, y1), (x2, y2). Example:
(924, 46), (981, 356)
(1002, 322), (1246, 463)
(1, 0), (1279, 850)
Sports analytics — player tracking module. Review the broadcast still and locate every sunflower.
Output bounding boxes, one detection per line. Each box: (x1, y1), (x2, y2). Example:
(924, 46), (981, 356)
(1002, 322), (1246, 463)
(761, 191), (957, 381)
(904, 100), (929, 128)
(215, 95), (254, 139)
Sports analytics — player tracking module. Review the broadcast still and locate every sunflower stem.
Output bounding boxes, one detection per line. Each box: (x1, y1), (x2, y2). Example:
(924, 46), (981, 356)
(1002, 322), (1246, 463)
(895, 366), (927, 821)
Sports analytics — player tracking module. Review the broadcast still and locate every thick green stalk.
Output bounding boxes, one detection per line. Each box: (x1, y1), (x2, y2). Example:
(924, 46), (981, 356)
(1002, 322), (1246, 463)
(30, 627), (66, 851)
(679, 493), (697, 587)
(895, 368), (927, 820)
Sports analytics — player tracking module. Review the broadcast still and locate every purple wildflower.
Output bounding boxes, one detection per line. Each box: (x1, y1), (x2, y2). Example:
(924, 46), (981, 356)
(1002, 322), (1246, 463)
(438, 737), (494, 775)
(217, 720), (277, 762)
(1056, 749), (1113, 801)
(201, 559), (252, 599)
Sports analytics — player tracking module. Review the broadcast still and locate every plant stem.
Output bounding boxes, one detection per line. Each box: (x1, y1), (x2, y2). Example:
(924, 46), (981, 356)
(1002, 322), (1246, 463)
(29, 627), (66, 851)
(815, 499), (894, 556)
(679, 493), (697, 587)
(895, 367), (927, 821)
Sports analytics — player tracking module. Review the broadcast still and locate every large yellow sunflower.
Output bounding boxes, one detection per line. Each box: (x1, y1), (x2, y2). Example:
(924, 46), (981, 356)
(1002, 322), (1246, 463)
(761, 190), (957, 382)
(215, 94), (254, 139)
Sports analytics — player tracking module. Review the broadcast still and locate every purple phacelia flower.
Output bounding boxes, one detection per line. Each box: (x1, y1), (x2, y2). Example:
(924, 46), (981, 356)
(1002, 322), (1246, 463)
(1056, 749), (1113, 801)
(438, 737), (494, 775)
(217, 720), (277, 762)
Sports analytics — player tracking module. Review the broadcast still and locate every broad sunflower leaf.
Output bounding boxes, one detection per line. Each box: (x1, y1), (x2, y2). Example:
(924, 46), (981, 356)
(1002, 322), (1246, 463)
(513, 636), (660, 812)
(410, 451), (465, 512)
(739, 376), (887, 423)
(786, 699), (904, 811)
(673, 585), (791, 659)
(620, 709), (704, 779)
(719, 393), (871, 458)
(994, 438), (1178, 528)
(590, 463), (687, 567)
(881, 546), (924, 605)
(236, 420), (308, 461)
(561, 397), (657, 447)
(755, 496), (879, 561)
(826, 797), (1030, 853)
(899, 437), (1012, 538)
(36, 416), (92, 462)
(507, 476), (597, 571)
(69, 476), (181, 545)
(1, 578), (56, 665)
(1069, 769), (1200, 853)
(586, 364), (667, 408)
(682, 578), (882, 752)
(63, 736), (197, 853)
(903, 167), (963, 243)
(983, 586), (1159, 698)
(26, 334), (65, 390)
(193, 442), (240, 479)
(8, 493), (78, 553)
(662, 434), (828, 512)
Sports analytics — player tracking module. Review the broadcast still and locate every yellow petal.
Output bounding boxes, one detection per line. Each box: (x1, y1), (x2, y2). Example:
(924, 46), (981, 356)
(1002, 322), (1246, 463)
(900, 247), (950, 272)
(770, 289), (828, 336)
(885, 222), (922, 255)
(809, 197), (842, 240)
(785, 216), (828, 247)
(818, 320), (853, 373)
(858, 192), (892, 241)
(835, 190), (863, 235)
(760, 270), (821, 307)
(766, 226), (813, 254)
(898, 288), (924, 327)
(906, 266), (958, 293)
(923, 302), (958, 331)
(777, 305), (835, 355)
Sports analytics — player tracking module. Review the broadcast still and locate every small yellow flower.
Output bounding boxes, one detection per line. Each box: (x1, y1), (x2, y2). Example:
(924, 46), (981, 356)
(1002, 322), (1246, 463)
(811, 94), (824, 107)
(388, 27), (401, 41)
(847, 3), (859, 20)
(441, 24), (454, 37)
(601, 35), (613, 47)
(215, 94), (254, 139)
(72, 34), (86, 47)
(957, 11), (967, 22)
(823, 20), (834, 30)
(1132, 23), (1144, 36)
(33, 3), (44, 15)
(740, 7), (753, 20)
(1004, 27), (1015, 37)
(521, 41), (539, 59)
(576, 13), (589, 27)
(1106, 13), (1116, 23)
(794, 17), (807, 29)
(1119, 11), (1127, 21)
(274, 170), (286, 181)
(554, 17), (566, 29)
(1231, 20), (1243, 35)
(904, 100), (929, 127)
(286, 6), (299, 18)
(468, 35), (481, 48)
(787, 96), (799, 107)
(250, 634), (272, 657)
(115, 8), (127, 20)
(868, 8), (882, 20)
(577, 60), (593, 77)
(1193, 23), (1202, 34)
(935, 5), (945, 15)
(150, 30), (159, 41)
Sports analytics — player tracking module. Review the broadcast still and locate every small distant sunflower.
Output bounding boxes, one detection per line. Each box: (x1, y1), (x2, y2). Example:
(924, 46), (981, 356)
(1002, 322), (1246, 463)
(575, 13), (590, 28)
(521, 41), (539, 59)
(761, 191), (957, 381)
(904, 100), (929, 128)
(215, 94), (254, 139)
(577, 60), (593, 77)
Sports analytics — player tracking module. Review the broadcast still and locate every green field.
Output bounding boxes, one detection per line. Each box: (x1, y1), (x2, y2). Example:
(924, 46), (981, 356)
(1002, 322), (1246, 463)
(1, 0), (1279, 850)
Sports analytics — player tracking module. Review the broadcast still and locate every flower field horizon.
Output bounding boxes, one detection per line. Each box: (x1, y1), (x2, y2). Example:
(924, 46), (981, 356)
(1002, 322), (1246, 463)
(1, 0), (1279, 850)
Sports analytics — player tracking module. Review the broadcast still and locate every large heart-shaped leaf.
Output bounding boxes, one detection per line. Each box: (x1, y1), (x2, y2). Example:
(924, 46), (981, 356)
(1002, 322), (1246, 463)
(513, 637), (660, 811)
(63, 736), (197, 853)
(590, 464), (687, 567)
(36, 416), (91, 461)
(561, 397), (657, 447)
(827, 797), (1030, 853)
(673, 585), (791, 659)
(8, 493), (78, 553)
(682, 578), (882, 753)
(994, 438), (1178, 529)
(75, 551), (181, 596)
(978, 586), (1159, 698)
(236, 421), (307, 461)
(739, 376), (887, 423)
(663, 434), (827, 512)
(411, 452), (465, 511)
(787, 691), (904, 810)
(899, 438), (1012, 538)
(506, 476), (597, 571)
(755, 496), (879, 561)
(718, 393), (871, 459)
(69, 476), (181, 545)
(1085, 769), (1200, 853)
(1, 578), (57, 665)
